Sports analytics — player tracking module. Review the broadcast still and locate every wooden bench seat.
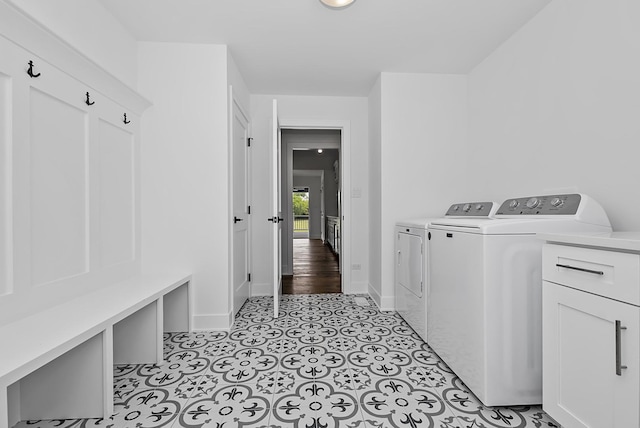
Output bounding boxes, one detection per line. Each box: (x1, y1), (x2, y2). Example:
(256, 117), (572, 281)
(0, 273), (191, 428)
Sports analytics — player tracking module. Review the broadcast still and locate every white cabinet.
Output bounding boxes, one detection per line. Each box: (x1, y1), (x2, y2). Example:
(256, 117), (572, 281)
(326, 216), (340, 256)
(542, 236), (640, 428)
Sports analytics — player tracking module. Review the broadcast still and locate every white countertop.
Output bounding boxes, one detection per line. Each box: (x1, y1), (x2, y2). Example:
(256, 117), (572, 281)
(538, 231), (640, 252)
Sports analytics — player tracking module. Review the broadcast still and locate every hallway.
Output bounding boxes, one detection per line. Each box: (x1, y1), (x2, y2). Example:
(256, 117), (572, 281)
(282, 239), (340, 294)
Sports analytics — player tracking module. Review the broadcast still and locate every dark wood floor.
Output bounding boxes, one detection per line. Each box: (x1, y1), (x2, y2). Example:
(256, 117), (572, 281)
(282, 239), (341, 294)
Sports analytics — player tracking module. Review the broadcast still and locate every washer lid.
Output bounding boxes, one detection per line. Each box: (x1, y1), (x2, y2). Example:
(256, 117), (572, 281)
(396, 218), (435, 229)
(429, 218), (497, 232)
(429, 215), (612, 234)
(430, 217), (610, 235)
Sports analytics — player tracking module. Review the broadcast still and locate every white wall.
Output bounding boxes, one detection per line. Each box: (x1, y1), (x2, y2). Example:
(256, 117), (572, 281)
(371, 73), (468, 310)
(250, 95), (369, 295)
(467, 0), (640, 230)
(138, 42), (232, 330)
(227, 52), (250, 114)
(3, 0), (138, 88)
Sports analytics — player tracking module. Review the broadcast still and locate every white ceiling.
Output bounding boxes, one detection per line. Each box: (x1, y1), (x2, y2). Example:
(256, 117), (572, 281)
(99, 0), (552, 96)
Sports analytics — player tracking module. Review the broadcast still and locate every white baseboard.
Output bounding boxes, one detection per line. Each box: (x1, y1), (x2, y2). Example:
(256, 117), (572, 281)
(192, 312), (232, 331)
(368, 284), (395, 312)
(368, 284), (381, 307)
(251, 282), (273, 296)
(379, 294), (395, 312)
(348, 281), (369, 294)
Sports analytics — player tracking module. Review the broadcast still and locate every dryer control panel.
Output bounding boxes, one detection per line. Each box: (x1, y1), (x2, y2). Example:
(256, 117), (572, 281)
(496, 194), (581, 215)
(445, 202), (496, 217)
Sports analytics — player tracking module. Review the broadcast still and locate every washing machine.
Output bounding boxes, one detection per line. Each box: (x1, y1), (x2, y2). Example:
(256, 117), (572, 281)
(395, 201), (497, 342)
(427, 193), (612, 407)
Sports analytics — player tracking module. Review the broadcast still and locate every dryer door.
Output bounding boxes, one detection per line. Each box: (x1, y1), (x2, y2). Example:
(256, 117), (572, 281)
(397, 232), (423, 298)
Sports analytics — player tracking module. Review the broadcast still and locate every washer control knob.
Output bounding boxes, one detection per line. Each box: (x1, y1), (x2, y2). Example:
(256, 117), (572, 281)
(509, 200), (519, 209)
(526, 197), (540, 209)
(452, 205), (459, 211)
(550, 197), (563, 208)
(463, 203), (471, 212)
(475, 204), (484, 211)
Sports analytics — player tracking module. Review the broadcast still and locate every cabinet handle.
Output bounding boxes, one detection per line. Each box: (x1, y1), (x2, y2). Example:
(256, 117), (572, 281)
(555, 263), (604, 276)
(616, 320), (628, 376)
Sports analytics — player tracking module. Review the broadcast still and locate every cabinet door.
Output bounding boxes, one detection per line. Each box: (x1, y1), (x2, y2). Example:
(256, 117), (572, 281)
(543, 282), (640, 428)
(396, 232), (422, 298)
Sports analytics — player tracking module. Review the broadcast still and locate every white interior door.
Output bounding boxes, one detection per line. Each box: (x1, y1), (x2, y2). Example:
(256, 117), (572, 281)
(270, 99), (282, 318)
(231, 93), (250, 317)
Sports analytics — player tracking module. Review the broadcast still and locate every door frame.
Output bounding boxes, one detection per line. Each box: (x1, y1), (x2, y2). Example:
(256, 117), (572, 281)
(285, 146), (337, 275)
(228, 86), (251, 322)
(279, 119), (351, 294)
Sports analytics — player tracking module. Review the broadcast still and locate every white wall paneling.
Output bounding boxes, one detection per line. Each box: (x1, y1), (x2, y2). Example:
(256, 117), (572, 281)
(97, 119), (135, 268)
(0, 25), (148, 326)
(29, 87), (88, 287)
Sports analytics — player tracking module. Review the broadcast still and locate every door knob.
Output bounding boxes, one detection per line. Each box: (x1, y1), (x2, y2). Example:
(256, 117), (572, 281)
(234, 216), (243, 223)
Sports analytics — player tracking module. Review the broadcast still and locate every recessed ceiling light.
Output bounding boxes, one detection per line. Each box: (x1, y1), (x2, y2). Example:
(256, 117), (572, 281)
(320, 0), (356, 9)
(317, 149), (324, 153)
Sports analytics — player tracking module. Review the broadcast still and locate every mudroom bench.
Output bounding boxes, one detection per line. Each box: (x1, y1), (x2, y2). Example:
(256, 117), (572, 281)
(0, 273), (191, 428)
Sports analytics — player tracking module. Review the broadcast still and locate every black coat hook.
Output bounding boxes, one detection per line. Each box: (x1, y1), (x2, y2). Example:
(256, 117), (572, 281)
(27, 60), (41, 78)
(123, 113), (130, 124)
(85, 92), (95, 106)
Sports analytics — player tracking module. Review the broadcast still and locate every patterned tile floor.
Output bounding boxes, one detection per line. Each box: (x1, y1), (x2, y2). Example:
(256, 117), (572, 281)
(14, 294), (560, 428)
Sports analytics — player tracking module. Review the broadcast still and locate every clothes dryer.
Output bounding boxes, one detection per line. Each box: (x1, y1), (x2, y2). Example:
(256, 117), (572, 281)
(395, 219), (431, 341)
(427, 194), (612, 406)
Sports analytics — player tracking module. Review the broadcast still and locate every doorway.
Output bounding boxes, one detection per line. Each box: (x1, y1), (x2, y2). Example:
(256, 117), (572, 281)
(293, 187), (310, 239)
(281, 130), (342, 294)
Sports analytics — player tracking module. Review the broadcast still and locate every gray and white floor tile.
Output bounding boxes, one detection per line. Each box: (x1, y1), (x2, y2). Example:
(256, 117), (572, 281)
(12, 293), (559, 428)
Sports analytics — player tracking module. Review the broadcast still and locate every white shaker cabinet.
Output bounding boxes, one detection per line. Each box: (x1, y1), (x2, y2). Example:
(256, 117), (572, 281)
(541, 234), (640, 428)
